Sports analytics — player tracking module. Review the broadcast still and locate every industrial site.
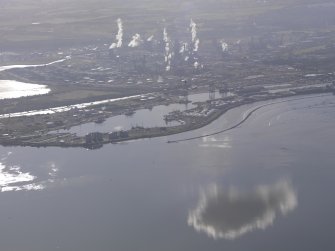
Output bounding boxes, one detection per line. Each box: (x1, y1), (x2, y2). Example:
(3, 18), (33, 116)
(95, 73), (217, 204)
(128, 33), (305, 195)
(2, 2), (335, 251)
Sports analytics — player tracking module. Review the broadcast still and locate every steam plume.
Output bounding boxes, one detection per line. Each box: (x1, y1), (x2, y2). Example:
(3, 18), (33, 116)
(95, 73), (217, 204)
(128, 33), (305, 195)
(194, 39), (200, 52)
(163, 28), (172, 71)
(147, 35), (154, 42)
(109, 18), (123, 49)
(194, 61), (199, 69)
(128, 34), (143, 47)
(190, 19), (197, 43)
(190, 19), (200, 52)
(220, 40), (228, 52)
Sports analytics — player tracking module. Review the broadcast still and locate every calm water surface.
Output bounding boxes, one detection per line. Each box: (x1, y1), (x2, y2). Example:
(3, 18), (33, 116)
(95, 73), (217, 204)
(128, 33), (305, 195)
(56, 91), (233, 136)
(0, 94), (334, 251)
(0, 80), (50, 100)
(58, 103), (186, 136)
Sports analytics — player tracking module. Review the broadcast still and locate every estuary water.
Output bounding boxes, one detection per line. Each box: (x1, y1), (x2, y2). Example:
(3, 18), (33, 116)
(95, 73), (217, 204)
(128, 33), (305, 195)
(0, 58), (69, 100)
(0, 94), (334, 251)
(56, 103), (186, 136)
(53, 91), (232, 136)
(0, 80), (50, 100)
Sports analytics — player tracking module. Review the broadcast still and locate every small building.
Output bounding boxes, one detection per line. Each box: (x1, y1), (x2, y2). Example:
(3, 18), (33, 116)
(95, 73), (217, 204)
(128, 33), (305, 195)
(108, 130), (129, 141)
(119, 131), (129, 138)
(85, 132), (103, 144)
(109, 132), (119, 140)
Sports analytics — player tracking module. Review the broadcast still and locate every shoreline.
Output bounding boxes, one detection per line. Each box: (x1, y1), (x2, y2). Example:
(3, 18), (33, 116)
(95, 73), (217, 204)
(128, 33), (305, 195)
(167, 93), (332, 143)
(0, 91), (333, 149)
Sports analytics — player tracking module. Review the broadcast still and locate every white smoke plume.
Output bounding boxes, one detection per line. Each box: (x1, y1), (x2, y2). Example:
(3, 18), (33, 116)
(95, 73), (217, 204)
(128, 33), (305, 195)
(220, 40), (228, 52)
(194, 38), (200, 52)
(128, 33), (143, 47)
(109, 18), (123, 49)
(163, 28), (169, 47)
(147, 35), (154, 42)
(190, 19), (200, 52)
(163, 28), (172, 71)
(166, 53), (173, 71)
(190, 19), (197, 43)
(194, 61), (199, 69)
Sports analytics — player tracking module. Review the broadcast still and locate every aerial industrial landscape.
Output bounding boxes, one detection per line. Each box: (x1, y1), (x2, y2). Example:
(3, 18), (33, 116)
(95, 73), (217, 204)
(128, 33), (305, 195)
(1, 1), (335, 250)
(1, 0), (335, 148)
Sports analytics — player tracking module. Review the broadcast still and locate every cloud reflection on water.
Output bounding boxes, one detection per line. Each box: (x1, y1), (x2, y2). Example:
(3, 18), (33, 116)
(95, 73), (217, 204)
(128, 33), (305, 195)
(0, 80), (50, 100)
(199, 136), (232, 149)
(0, 153), (59, 192)
(0, 153), (101, 193)
(0, 162), (44, 192)
(188, 180), (297, 240)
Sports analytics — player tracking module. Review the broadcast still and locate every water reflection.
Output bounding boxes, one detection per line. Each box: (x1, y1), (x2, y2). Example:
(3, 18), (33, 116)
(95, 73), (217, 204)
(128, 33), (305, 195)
(0, 162), (43, 192)
(58, 103), (185, 136)
(0, 152), (101, 193)
(0, 58), (69, 72)
(0, 94), (145, 118)
(0, 80), (50, 100)
(188, 180), (297, 240)
(0, 153), (58, 192)
(199, 135), (232, 148)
